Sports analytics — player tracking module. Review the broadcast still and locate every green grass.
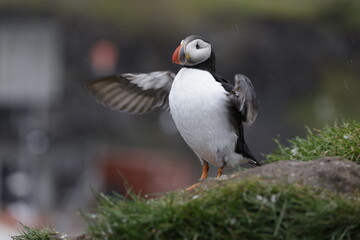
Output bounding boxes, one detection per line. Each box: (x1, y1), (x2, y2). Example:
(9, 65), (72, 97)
(11, 226), (58, 240)
(266, 120), (360, 163)
(84, 179), (360, 240)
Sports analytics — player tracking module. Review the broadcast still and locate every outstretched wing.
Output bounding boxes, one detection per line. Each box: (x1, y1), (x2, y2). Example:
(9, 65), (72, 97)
(86, 71), (175, 114)
(228, 74), (258, 126)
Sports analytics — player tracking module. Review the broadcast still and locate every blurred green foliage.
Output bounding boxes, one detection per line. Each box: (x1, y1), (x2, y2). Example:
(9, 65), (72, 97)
(1, 0), (360, 33)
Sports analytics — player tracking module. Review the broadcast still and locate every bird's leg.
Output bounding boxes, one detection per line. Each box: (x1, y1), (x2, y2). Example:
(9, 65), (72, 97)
(186, 161), (209, 191)
(216, 167), (224, 179)
(216, 149), (226, 179)
(200, 161), (209, 180)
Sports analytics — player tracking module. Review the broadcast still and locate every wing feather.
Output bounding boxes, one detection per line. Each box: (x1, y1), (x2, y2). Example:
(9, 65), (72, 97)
(228, 74), (258, 126)
(87, 71), (175, 114)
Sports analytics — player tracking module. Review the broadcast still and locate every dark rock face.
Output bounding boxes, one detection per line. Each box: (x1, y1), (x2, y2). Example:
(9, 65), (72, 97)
(230, 157), (360, 194)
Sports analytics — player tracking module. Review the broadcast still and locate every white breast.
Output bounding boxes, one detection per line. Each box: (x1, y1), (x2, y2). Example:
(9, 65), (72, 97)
(169, 68), (241, 167)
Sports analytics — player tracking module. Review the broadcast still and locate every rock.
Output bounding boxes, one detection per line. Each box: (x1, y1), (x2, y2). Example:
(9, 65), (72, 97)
(236, 157), (360, 193)
(204, 157), (360, 194)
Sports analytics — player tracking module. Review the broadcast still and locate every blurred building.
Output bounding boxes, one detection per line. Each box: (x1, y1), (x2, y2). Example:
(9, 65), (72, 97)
(0, 16), (195, 237)
(0, 17), (97, 235)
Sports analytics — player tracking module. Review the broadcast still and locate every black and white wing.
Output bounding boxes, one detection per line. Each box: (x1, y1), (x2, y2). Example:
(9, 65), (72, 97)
(228, 74), (258, 126)
(87, 71), (175, 114)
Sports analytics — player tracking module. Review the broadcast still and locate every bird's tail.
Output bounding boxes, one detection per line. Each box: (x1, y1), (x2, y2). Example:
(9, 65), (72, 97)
(249, 158), (261, 166)
(243, 143), (261, 166)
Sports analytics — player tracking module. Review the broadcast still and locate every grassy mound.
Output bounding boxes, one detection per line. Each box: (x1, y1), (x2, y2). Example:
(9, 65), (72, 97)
(12, 179), (360, 240)
(266, 120), (360, 163)
(85, 180), (360, 240)
(11, 120), (360, 240)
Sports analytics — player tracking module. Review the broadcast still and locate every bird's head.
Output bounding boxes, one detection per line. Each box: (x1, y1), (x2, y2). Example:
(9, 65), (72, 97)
(172, 35), (215, 70)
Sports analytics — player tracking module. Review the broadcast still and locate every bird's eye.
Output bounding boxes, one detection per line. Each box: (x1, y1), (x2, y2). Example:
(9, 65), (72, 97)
(196, 43), (200, 49)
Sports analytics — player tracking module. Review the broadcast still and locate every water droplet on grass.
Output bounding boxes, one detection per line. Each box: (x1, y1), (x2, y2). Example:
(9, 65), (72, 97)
(343, 135), (351, 139)
(192, 195), (199, 200)
(229, 218), (237, 225)
(291, 148), (298, 155)
(60, 234), (68, 239)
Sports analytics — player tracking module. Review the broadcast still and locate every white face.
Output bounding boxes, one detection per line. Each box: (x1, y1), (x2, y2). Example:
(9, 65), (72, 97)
(183, 39), (211, 66)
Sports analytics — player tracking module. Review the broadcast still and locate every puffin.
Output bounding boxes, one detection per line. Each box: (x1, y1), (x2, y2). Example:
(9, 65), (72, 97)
(87, 35), (260, 190)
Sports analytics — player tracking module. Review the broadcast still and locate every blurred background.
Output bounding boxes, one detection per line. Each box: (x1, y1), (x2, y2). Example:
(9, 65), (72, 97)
(0, 0), (359, 238)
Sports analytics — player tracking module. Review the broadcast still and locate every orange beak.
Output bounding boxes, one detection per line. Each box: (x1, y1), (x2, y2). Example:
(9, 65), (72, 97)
(172, 45), (182, 64)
